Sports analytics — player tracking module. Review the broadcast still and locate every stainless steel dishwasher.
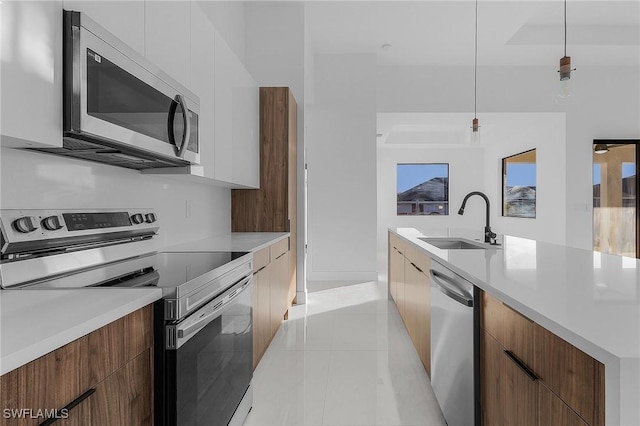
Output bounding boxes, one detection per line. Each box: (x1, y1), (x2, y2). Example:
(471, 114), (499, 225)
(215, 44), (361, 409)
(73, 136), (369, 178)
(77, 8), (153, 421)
(429, 260), (476, 426)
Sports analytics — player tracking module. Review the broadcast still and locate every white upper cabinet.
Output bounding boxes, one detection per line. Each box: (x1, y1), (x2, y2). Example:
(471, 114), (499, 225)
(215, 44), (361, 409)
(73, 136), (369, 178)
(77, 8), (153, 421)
(145, 1), (191, 90)
(1, 0), (63, 148)
(190, 2), (215, 178)
(63, 0), (145, 56)
(214, 31), (260, 188)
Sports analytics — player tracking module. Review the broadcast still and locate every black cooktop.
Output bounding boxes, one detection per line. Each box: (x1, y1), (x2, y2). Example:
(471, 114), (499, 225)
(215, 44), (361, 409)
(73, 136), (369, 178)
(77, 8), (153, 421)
(152, 251), (249, 289)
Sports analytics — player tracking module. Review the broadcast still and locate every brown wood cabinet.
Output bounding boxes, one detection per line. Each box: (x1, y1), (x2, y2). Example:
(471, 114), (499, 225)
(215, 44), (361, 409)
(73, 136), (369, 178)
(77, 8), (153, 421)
(388, 231), (431, 376)
(480, 290), (605, 426)
(0, 305), (153, 426)
(252, 238), (292, 369)
(233, 87), (298, 311)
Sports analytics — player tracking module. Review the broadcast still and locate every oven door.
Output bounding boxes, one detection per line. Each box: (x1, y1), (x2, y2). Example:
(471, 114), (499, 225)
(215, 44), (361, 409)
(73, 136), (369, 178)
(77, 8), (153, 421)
(65, 11), (199, 164)
(158, 275), (253, 426)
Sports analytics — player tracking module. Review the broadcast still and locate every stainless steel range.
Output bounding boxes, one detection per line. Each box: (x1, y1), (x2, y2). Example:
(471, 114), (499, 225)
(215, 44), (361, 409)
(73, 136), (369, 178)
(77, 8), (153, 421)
(0, 209), (254, 426)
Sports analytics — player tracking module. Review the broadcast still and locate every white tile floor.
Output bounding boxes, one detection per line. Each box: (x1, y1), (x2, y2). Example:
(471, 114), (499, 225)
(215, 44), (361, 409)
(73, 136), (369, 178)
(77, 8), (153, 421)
(243, 280), (447, 426)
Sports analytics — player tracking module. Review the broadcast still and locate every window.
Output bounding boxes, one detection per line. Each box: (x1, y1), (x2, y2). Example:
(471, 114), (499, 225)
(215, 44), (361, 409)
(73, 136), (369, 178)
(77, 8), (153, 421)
(397, 164), (449, 216)
(502, 150), (536, 218)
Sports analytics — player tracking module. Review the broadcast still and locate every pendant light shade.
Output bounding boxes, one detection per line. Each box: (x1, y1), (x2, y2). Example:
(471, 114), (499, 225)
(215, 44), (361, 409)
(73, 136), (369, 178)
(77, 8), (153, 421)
(557, 0), (576, 99)
(470, 0), (480, 144)
(594, 144), (609, 155)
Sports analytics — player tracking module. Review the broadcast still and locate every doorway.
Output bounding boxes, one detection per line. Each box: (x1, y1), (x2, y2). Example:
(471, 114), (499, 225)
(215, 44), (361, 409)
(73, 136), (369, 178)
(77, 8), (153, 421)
(592, 140), (639, 257)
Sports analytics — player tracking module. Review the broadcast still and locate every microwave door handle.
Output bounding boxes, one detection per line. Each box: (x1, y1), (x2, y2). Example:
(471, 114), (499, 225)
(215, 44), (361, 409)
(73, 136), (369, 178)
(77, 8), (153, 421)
(168, 94), (190, 158)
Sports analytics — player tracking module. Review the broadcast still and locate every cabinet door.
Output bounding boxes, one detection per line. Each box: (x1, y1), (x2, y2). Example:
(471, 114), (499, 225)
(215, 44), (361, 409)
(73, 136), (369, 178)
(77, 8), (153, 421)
(417, 268), (431, 375)
(254, 267), (271, 367)
(481, 330), (538, 426)
(144, 1), (190, 89)
(0, 335), (90, 426)
(90, 349), (153, 426)
(62, 1), (145, 55)
(538, 384), (589, 426)
(534, 324), (605, 426)
(190, 2), (215, 177)
(270, 251), (289, 338)
(214, 31), (259, 187)
(1, 0), (63, 148)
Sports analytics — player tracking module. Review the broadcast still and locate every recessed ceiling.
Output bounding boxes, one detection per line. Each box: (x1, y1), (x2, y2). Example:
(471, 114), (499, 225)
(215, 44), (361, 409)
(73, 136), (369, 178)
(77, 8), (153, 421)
(306, 1), (640, 67)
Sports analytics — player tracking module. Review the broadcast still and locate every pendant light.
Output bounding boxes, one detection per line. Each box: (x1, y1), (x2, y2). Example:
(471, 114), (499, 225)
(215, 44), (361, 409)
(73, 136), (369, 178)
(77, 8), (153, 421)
(557, 0), (576, 99)
(470, 0), (480, 144)
(594, 144), (609, 155)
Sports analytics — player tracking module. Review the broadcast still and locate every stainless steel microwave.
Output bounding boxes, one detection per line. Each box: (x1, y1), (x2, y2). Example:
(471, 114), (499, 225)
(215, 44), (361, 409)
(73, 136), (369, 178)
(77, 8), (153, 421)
(33, 10), (200, 170)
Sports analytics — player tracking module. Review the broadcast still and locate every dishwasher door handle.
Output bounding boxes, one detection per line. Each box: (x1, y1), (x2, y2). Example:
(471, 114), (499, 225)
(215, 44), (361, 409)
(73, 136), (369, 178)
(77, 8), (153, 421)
(430, 270), (473, 307)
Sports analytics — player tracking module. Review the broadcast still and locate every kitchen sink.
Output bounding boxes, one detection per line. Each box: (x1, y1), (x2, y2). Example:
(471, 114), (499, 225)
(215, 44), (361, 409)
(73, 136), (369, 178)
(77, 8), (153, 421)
(418, 237), (496, 250)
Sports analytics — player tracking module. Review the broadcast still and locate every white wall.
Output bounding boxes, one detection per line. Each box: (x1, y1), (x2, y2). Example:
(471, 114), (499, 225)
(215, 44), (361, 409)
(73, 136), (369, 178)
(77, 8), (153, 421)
(0, 148), (231, 249)
(306, 53), (377, 281)
(378, 65), (640, 250)
(376, 140), (485, 279)
(482, 113), (566, 244)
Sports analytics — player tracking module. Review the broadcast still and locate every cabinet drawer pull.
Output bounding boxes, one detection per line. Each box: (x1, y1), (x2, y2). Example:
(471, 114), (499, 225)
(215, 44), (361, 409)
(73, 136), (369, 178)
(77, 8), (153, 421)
(411, 262), (423, 273)
(503, 350), (538, 382)
(38, 388), (95, 426)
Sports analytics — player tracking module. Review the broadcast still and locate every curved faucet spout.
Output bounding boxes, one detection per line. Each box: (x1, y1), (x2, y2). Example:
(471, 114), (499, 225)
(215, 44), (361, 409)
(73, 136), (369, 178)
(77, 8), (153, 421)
(458, 191), (497, 244)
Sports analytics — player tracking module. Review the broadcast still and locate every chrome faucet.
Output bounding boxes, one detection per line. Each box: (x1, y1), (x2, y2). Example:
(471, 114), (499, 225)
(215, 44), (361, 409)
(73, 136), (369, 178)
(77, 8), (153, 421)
(458, 191), (498, 245)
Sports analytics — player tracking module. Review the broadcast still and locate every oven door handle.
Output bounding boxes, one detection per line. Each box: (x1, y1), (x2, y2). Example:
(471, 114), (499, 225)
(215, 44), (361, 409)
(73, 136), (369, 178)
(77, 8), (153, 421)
(174, 275), (252, 346)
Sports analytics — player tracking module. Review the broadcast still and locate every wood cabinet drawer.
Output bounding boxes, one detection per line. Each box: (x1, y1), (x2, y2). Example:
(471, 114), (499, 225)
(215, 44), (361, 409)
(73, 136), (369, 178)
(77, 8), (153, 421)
(534, 324), (605, 426)
(253, 247), (270, 272)
(270, 237), (289, 260)
(389, 232), (406, 257)
(480, 291), (535, 368)
(86, 305), (153, 386)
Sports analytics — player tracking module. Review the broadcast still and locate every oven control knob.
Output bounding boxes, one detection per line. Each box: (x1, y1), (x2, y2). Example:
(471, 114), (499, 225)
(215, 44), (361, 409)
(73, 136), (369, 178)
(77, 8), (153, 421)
(145, 213), (156, 224)
(42, 215), (63, 231)
(131, 213), (144, 224)
(13, 216), (38, 233)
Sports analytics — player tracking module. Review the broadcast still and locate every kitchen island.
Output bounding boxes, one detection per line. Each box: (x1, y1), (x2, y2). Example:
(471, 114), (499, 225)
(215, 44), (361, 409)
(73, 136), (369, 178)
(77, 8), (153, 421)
(390, 227), (640, 426)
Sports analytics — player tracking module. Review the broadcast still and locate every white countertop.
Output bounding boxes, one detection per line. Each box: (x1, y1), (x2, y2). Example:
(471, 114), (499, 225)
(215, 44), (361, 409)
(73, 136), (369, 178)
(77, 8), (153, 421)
(0, 288), (161, 375)
(0, 232), (287, 376)
(163, 232), (289, 253)
(391, 227), (640, 426)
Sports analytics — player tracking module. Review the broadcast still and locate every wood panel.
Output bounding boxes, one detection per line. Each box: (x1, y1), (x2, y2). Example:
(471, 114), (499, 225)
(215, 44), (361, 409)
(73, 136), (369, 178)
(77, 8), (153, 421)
(417, 267), (431, 375)
(287, 88), (298, 307)
(534, 324), (604, 426)
(253, 247), (270, 272)
(90, 349), (153, 426)
(253, 266), (271, 368)
(232, 87), (291, 232)
(86, 305), (153, 386)
(501, 345), (539, 426)
(232, 86), (298, 310)
(539, 384), (589, 426)
(481, 331), (503, 426)
(270, 237), (289, 260)
(480, 291), (535, 369)
(0, 336), (89, 426)
(270, 251), (289, 338)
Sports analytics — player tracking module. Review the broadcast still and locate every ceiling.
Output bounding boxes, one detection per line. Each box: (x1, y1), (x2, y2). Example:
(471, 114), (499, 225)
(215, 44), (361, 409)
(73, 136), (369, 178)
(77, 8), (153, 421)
(306, 1), (640, 67)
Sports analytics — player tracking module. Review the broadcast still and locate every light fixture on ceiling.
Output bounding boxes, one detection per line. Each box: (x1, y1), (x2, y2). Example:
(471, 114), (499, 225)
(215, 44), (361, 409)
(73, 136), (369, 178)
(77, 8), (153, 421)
(557, 0), (576, 99)
(594, 144), (609, 154)
(470, 0), (480, 144)
(381, 44), (392, 52)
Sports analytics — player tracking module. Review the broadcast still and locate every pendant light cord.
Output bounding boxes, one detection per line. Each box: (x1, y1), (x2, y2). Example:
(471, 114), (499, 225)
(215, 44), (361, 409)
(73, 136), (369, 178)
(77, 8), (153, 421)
(474, 0), (478, 117)
(564, 0), (567, 57)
